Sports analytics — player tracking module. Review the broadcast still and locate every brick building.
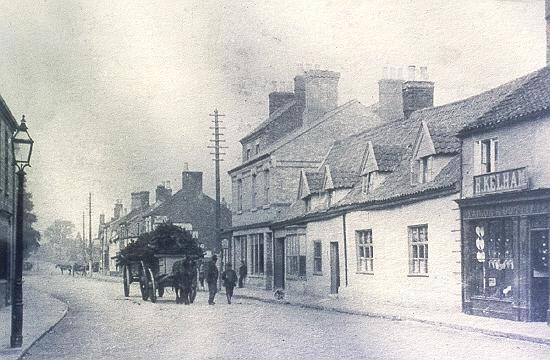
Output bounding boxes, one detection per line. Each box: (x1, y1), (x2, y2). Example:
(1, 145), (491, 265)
(0, 94), (18, 307)
(228, 69), (385, 290)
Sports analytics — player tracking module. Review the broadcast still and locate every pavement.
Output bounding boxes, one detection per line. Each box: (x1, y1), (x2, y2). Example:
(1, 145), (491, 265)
(0, 279), (68, 360)
(90, 272), (550, 346)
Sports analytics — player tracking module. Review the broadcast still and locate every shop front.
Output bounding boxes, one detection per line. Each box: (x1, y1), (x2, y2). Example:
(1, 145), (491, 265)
(459, 187), (550, 323)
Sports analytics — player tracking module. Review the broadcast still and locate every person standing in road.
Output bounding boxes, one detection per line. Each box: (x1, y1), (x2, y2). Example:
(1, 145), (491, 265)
(238, 260), (247, 288)
(221, 263), (238, 304)
(206, 255), (219, 305)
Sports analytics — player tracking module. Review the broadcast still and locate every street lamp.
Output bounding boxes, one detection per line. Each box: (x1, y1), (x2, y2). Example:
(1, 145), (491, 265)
(10, 115), (34, 348)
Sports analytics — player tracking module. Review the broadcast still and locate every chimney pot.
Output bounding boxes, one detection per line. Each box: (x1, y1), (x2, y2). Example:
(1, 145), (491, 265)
(184, 162), (189, 171)
(420, 66), (428, 80)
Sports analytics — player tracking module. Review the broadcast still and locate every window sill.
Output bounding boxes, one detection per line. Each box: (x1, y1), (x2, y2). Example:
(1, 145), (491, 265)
(262, 204), (270, 209)
(247, 274), (265, 278)
(251, 207), (257, 212)
(407, 273), (429, 278)
(313, 272), (323, 276)
(286, 276), (306, 281)
(356, 272), (374, 275)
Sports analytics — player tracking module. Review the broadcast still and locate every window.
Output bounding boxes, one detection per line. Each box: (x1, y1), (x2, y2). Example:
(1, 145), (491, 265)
(472, 220), (514, 299)
(255, 143), (260, 154)
(304, 197), (311, 212)
(313, 241), (322, 273)
(251, 174), (257, 208)
(409, 225), (428, 274)
(325, 190), (333, 208)
(263, 170), (270, 205)
(480, 138), (498, 173)
(286, 234), (306, 277)
(418, 156), (433, 184)
(237, 179), (243, 211)
(249, 234), (264, 275)
(356, 230), (373, 273)
(246, 148), (251, 160)
(362, 171), (377, 194)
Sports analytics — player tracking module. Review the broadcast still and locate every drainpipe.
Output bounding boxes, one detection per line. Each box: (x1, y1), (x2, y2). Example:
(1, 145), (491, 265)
(342, 213), (348, 287)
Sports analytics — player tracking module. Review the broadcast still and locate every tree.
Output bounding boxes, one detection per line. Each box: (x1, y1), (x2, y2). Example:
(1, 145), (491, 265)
(23, 191), (41, 259)
(41, 220), (77, 262)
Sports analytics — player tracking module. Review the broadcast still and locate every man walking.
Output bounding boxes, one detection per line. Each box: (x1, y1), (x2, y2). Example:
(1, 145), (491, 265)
(221, 263), (238, 304)
(206, 255), (219, 305)
(238, 260), (247, 288)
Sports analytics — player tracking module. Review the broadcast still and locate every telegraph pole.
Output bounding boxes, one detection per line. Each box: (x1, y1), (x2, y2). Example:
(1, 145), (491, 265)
(82, 212), (86, 267)
(208, 109), (226, 273)
(88, 192), (92, 277)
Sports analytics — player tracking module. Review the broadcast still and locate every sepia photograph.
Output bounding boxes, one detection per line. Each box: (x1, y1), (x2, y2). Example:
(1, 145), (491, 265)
(0, 0), (550, 359)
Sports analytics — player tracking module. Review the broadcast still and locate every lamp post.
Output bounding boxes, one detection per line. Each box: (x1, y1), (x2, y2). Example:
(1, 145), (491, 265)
(10, 115), (34, 348)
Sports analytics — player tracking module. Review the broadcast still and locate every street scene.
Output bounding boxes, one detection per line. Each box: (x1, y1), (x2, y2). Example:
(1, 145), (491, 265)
(1, 0), (550, 359)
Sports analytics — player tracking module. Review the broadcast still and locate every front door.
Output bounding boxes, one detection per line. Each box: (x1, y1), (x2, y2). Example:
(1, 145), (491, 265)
(330, 242), (340, 294)
(274, 238), (285, 289)
(530, 229), (549, 322)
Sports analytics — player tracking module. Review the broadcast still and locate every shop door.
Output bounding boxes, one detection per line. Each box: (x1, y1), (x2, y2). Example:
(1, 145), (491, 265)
(530, 229), (549, 322)
(274, 238), (285, 289)
(330, 242), (340, 294)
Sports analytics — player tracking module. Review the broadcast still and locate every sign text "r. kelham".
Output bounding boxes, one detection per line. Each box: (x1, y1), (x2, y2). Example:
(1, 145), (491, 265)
(474, 167), (529, 195)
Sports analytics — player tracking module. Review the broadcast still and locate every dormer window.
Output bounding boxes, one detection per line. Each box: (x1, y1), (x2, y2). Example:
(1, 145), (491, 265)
(325, 190), (333, 207)
(305, 197), (312, 212)
(255, 143), (260, 154)
(246, 148), (251, 160)
(418, 156), (433, 184)
(362, 171), (378, 194)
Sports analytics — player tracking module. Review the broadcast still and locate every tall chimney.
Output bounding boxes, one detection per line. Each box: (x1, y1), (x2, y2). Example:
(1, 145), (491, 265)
(182, 168), (203, 195)
(155, 183), (172, 204)
(301, 69), (340, 125)
(378, 77), (405, 122)
(113, 201), (123, 220)
(402, 67), (434, 119)
(130, 191), (150, 211)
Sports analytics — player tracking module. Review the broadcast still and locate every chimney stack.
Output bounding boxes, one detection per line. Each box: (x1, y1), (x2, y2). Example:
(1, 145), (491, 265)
(402, 66), (434, 118)
(130, 191), (150, 211)
(300, 69), (340, 125)
(155, 183), (173, 204)
(113, 201), (123, 220)
(182, 167), (203, 195)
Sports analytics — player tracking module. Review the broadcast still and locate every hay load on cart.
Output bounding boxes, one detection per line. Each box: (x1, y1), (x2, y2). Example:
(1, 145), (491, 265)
(115, 223), (204, 303)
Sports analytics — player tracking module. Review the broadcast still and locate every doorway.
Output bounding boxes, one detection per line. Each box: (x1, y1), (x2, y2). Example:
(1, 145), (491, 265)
(330, 242), (340, 294)
(274, 237), (285, 289)
(530, 229), (549, 322)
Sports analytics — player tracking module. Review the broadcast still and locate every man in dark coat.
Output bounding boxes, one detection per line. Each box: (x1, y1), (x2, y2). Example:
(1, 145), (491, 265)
(206, 255), (219, 305)
(238, 260), (247, 288)
(221, 263), (238, 304)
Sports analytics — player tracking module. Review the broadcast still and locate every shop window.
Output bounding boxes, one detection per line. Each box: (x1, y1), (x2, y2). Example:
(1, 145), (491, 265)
(313, 241), (322, 273)
(249, 234), (264, 275)
(286, 234), (306, 277)
(357, 230), (374, 273)
(409, 225), (428, 274)
(472, 219), (514, 299)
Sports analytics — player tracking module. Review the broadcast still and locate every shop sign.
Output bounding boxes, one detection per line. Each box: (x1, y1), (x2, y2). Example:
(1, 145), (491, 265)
(473, 167), (528, 196)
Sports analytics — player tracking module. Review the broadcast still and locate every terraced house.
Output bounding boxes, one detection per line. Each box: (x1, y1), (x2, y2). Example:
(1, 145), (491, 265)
(269, 62), (550, 318)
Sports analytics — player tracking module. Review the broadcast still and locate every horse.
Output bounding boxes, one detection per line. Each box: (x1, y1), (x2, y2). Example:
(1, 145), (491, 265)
(172, 258), (198, 305)
(72, 263), (87, 276)
(55, 264), (72, 275)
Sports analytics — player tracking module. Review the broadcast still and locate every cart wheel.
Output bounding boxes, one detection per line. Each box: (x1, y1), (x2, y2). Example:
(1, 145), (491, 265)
(148, 267), (157, 303)
(158, 287), (164, 298)
(123, 265), (130, 297)
(139, 263), (149, 301)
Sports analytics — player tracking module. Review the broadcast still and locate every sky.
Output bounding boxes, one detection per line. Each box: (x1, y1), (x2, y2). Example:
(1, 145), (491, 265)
(0, 0), (546, 235)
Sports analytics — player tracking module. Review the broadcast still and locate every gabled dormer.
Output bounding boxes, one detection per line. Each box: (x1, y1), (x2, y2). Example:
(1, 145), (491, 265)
(297, 170), (311, 200)
(411, 121), (436, 184)
(322, 165), (334, 207)
(360, 141), (402, 194)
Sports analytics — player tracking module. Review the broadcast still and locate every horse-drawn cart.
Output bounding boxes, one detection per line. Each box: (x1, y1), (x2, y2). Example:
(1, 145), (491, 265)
(117, 223), (203, 304)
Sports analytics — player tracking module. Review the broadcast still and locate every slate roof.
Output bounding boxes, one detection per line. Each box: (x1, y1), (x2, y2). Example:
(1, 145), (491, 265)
(274, 67), (549, 224)
(461, 66), (550, 135)
(304, 172), (323, 193)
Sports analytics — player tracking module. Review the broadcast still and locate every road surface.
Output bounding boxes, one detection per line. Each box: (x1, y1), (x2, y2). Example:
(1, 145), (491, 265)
(22, 274), (550, 360)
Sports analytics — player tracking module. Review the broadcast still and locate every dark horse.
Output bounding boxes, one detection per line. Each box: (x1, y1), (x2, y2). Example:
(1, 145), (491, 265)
(55, 264), (72, 275)
(172, 258), (197, 305)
